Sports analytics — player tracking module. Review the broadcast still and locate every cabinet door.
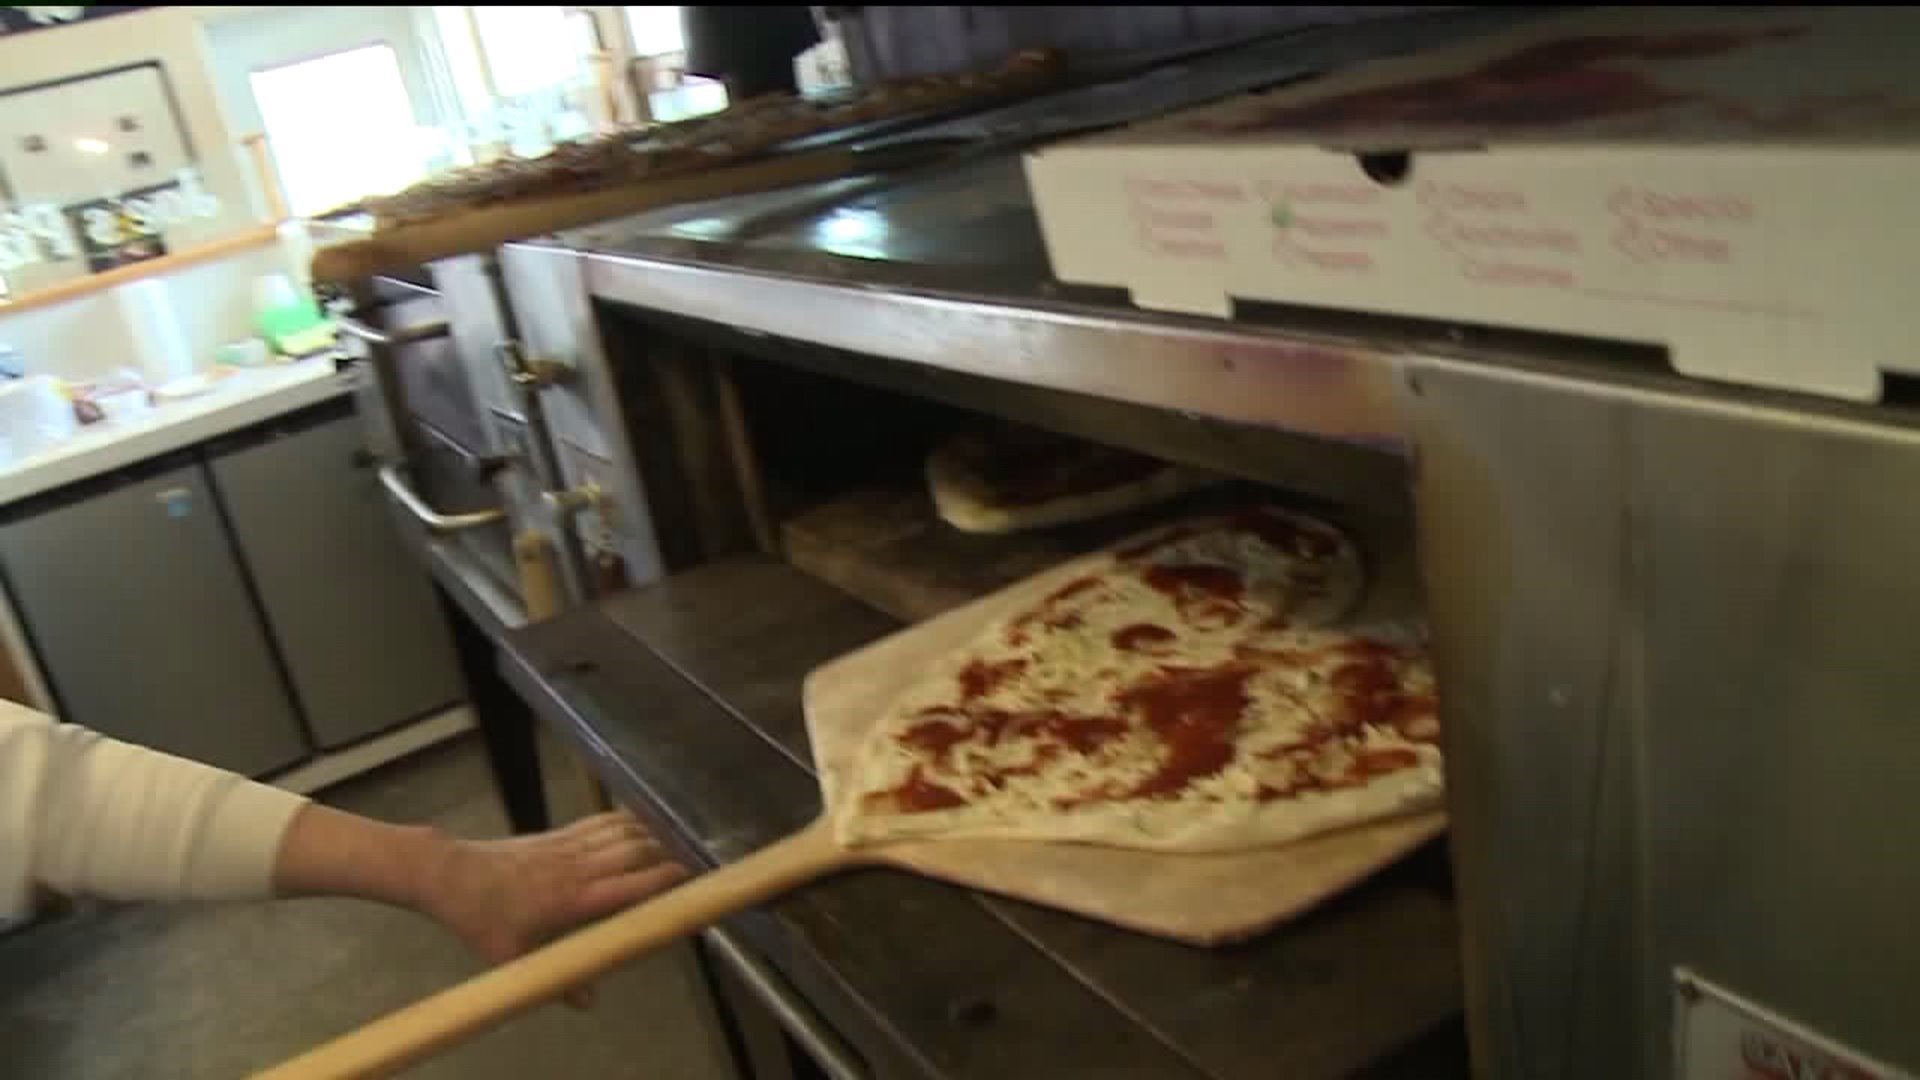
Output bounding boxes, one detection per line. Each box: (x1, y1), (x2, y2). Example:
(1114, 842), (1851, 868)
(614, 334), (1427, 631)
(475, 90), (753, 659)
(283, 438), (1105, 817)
(0, 463), (308, 776)
(210, 414), (462, 749)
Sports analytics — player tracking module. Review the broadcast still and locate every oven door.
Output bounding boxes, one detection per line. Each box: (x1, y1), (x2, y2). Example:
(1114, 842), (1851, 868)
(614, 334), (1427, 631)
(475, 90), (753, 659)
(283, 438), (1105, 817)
(337, 272), (523, 623)
(494, 243), (667, 593)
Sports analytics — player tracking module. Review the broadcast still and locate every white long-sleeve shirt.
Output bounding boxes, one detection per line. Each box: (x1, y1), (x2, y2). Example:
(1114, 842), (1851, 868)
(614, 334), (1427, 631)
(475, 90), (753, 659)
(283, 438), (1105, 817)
(0, 700), (308, 919)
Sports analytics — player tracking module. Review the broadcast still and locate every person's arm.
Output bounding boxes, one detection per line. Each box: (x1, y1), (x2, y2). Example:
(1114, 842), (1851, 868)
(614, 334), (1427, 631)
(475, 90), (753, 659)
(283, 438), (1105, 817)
(272, 801), (686, 969)
(1, 703), (683, 971)
(1, 701), (305, 916)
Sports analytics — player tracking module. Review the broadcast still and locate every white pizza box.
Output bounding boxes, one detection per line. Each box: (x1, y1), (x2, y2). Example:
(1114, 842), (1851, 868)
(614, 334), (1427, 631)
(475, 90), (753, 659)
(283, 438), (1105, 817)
(1024, 6), (1920, 403)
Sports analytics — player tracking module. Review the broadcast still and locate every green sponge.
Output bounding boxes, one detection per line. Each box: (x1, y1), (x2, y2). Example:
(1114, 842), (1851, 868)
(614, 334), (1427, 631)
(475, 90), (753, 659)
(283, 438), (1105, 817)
(254, 276), (330, 354)
(276, 324), (338, 358)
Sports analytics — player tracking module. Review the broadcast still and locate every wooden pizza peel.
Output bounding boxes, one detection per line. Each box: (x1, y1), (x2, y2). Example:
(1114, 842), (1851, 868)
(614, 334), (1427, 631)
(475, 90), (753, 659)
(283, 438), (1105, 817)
(254, 543), (1444, 1080)
(309, 140), (965, 286)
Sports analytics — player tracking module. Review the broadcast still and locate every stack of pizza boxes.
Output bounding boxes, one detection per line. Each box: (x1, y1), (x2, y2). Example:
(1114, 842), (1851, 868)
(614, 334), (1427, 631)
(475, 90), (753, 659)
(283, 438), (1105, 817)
(1024, 5), (1920, 404)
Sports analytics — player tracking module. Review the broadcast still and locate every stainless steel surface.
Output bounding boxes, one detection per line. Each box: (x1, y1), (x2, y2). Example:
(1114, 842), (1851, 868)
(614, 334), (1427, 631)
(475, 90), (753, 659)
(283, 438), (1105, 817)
(495, 243), (667, 586)
(1402, 352), (1920, 1080)
(340, 274), (527, 620)
(492, 330), (591, 604)
(403, 418), (522, 598)
(339, 289), (415, 470)
(834, 5), (1486, 83)
(701, 928), (869, 1080)
(565, 133), (1689, 455)
(428, 254), (602, 602)
(423, 537), (527, 639)
(0, 463), (307, 776)
(210, 413), (463, 750)
(378, 463), (506, 533)
(333, 313), (450, 348)
(553, 9), (1737, 454)
(584, 251), (1408, 447)
(347, 277), (490, 457)
(430, 256), (525, 430)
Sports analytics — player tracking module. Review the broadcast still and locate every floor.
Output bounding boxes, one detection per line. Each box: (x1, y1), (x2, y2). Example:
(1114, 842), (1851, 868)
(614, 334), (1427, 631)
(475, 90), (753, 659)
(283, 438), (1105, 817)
(0, 730), (739, 1080)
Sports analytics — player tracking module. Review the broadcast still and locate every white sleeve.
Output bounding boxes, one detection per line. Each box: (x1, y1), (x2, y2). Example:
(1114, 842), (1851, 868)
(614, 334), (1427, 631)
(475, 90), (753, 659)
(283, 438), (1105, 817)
(0, 700), (309, 919)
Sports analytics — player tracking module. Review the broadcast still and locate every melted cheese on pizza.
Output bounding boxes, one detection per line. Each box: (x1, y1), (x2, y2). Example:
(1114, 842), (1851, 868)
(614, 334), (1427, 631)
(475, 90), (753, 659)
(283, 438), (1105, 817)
(837, 508), (1440, 853)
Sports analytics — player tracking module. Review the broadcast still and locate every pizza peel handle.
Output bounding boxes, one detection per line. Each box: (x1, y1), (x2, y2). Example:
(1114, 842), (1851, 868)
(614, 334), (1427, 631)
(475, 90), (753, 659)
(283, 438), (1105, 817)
(251, 821), (853, 1080)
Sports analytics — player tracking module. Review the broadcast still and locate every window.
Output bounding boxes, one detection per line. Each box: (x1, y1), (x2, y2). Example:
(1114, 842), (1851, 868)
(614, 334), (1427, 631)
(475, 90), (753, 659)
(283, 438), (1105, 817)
(250, 45), (428, 217)
(624, 6), (685, 57)
(431, 6), (495, 123)
(429, 6), (599, 155)
(622, 6), (726, 123)
(470, 7), (594, 99)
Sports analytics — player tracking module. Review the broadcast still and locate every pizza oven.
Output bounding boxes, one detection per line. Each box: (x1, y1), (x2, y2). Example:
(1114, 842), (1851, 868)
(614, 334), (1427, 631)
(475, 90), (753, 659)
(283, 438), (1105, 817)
(324, 9), (1920, 1080)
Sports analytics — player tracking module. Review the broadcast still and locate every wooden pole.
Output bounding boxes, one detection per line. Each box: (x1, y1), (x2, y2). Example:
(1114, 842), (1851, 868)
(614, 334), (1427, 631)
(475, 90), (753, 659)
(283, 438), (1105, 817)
(240, 133), (290, 223)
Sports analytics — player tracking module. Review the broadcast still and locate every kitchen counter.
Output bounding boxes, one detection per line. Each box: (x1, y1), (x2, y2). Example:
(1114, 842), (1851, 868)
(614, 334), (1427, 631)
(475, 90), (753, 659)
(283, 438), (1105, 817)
(0, 357), (352, 508)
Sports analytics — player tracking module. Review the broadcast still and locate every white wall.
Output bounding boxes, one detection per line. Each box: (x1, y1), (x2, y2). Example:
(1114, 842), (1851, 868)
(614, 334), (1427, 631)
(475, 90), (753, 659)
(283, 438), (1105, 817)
(0, 8), (457, 384)
(0, 8), (303, 384)
(0, 8), (261, 294)
(0, 246), (294, 384)
(0, 6), (604, 384)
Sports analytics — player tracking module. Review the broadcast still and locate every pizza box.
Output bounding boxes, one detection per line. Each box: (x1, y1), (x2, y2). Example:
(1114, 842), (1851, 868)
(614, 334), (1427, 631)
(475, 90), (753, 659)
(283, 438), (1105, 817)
(1023, 6), (1920, 403)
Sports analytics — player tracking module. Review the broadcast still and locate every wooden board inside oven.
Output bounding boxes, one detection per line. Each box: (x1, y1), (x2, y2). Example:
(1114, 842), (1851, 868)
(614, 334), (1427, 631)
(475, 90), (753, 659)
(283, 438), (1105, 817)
(782, 479), (1424, 625)
(782, 482), (1252, 622)
(797, 493), (1444, 945)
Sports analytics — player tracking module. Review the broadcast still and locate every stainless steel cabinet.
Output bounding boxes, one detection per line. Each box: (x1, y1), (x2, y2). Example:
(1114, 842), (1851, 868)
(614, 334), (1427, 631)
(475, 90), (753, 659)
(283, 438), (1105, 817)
(210, 412), (462, 750)
(0, 459), (308, 776)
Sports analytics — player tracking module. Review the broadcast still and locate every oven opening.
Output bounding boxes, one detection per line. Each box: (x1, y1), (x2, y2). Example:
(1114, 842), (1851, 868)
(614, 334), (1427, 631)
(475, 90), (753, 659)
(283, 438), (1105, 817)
(562, 303), (1460, 1078)
(596, 304), (1424, 632)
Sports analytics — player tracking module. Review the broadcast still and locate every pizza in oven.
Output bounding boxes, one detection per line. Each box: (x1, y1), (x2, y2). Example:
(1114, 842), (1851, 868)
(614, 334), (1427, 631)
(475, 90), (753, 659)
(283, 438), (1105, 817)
(927, 426), (1226, 535)
(835, 508), (1441, 853)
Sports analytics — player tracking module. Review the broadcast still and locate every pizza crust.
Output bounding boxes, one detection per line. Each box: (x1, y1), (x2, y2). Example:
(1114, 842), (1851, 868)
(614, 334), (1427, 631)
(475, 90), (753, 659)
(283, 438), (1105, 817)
(839, 747), (1440, 852)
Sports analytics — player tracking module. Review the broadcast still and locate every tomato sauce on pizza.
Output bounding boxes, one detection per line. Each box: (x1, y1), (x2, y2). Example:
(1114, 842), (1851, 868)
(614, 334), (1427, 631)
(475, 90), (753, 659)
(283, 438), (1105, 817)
(839, 508), (1441, 854)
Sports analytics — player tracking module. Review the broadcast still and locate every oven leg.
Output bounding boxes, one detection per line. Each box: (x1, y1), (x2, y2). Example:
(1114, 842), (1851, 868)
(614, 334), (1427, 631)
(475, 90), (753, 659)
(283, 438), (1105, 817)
(694, 936), (808, 1080)
(436, 585), (550, 834)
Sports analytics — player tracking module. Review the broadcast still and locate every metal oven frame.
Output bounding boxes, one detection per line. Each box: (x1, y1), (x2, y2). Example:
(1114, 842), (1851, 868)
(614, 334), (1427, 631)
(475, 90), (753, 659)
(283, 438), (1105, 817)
(328, 11), (1920, 1076)
(357, 227), (1919, 1080)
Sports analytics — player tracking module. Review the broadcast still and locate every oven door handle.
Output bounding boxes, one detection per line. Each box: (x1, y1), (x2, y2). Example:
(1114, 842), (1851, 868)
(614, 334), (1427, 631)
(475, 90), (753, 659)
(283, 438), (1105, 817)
(334, 311), (449, 343)
(334, 314), (450, 348)
(378, 463), (506, 534)
(701, 926), (869, 1080)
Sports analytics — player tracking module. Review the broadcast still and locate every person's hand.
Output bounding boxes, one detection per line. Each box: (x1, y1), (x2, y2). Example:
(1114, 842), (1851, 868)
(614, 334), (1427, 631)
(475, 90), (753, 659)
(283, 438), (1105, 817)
(413, 810), (688, 1006)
